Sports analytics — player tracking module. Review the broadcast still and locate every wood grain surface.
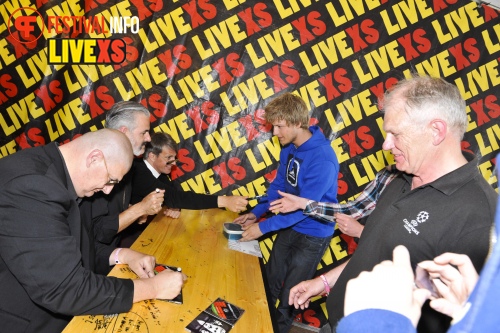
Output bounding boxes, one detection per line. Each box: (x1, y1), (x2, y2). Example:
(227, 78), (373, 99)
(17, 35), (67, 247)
(62, 208), (273, 333)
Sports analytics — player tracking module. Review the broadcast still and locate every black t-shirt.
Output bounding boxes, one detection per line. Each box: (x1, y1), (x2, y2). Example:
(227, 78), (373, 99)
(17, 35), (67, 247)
(327, 156), (497, 332)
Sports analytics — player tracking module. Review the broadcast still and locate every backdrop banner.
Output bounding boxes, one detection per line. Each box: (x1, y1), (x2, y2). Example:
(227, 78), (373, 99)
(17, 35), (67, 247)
(1, 0), (499, 328)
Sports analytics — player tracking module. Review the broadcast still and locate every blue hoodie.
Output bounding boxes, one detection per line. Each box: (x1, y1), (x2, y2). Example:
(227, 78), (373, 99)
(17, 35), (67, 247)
(253, 126), (339, 238)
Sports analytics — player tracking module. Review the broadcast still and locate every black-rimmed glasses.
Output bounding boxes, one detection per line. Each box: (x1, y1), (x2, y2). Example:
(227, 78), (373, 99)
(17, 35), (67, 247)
(103, 156), (120, 185)
(166, 158), (179, 166)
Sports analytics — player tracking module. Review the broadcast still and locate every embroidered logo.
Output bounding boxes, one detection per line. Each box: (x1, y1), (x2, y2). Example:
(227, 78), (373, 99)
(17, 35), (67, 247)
(403, 211), (429, 235)
(416, 211), (429, 223)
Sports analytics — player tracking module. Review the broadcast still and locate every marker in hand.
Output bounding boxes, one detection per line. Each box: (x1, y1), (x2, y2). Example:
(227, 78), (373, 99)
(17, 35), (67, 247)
(247, 194), (268, 201)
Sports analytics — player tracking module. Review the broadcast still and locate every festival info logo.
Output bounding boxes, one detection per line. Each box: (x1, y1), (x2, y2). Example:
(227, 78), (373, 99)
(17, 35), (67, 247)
(8, 7), (139, 64)
(8, 7), (44, 44)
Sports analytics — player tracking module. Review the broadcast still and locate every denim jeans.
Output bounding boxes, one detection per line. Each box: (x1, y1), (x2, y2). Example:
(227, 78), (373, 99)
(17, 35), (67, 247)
(266, 228), (332, 333)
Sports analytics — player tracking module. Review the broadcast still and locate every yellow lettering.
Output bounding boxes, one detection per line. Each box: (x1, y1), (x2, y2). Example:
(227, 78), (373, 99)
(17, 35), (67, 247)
(478, 160), (498, 186)
(483, 25), (500, 55)
(0, 38), (16, 69)
(331, 137), (349, 164)
(0, 139), (17, 158)
(330, 235), (348, 260)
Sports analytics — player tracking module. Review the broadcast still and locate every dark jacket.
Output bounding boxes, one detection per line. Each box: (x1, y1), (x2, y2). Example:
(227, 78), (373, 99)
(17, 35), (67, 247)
(0, 143), (133, 333)
(130, 159), (219, 209)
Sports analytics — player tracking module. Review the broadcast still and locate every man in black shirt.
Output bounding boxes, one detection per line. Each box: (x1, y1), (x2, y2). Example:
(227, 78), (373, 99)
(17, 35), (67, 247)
(0, 129), (185, 332)
(80, 101), (164, 274)
(131, 132), (248, 216)
(288, 75), (497, 333)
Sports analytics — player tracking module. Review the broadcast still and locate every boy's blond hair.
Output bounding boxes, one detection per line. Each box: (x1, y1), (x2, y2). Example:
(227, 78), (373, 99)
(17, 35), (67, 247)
(264, 93), (309, 129)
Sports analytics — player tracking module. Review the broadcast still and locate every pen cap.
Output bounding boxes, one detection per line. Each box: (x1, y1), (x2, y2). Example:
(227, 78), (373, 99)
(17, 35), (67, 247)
(223, 223), (243, 240)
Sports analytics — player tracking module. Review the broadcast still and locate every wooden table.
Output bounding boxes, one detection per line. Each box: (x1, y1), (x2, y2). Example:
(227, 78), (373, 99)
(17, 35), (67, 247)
(63, 209), (273, 333)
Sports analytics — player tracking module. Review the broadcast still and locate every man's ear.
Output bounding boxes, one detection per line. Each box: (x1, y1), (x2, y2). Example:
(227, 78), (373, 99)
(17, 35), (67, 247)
(86, 149), (104, 168)
(430, 119), (447, 146)
(118, 126), (128, 134)
(146, 152), (155, 162)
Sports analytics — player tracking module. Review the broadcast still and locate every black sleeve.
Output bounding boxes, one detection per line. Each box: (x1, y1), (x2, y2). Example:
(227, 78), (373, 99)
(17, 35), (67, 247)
(131, 160), (219, 209)
(93, 242), (115, 275)
(91, 193), (120, 244)
(0, 174), (133, 316)
(162, 179), (219, 210)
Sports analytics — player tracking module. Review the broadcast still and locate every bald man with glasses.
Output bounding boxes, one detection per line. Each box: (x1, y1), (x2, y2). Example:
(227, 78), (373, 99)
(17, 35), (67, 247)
(0, 129), (185, 332)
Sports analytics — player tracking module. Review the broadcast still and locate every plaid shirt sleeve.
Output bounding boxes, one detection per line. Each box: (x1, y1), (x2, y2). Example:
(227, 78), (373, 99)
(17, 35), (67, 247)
(304, 166), (398, 222)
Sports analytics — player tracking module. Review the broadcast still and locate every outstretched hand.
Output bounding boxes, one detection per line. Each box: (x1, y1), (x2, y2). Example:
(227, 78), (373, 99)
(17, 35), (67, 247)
(418, 252), (478, 319)
(233, 212), (257, 227)
(344, 245), (431, 327)
(218, 195), (249, 213)
(269, 190), (309, 214)
(288, 277), (325, 310)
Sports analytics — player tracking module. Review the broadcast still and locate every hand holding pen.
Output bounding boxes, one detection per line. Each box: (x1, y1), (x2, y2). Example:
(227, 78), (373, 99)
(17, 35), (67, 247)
(247, 194), (268, 201)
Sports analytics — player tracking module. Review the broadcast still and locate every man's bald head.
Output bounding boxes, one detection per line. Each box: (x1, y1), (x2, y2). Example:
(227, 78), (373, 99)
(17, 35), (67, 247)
(59, 129), (134, 197)
(85, 129), (134, 170)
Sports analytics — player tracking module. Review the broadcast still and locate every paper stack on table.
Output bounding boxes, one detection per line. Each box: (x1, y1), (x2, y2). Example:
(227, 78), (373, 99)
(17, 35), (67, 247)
(228, 240), (262, 258)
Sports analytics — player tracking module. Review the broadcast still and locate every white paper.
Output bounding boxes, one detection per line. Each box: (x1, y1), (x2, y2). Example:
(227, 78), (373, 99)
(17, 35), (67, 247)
(228, 240), (262, 258)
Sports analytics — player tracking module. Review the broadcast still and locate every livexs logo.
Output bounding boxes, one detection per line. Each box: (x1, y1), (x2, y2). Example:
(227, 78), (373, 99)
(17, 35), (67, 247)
(8, 7), (139, 64)
(47, 38), (126, 64)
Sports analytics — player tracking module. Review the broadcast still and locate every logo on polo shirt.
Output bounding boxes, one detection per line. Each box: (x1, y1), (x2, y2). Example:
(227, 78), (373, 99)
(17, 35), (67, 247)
(403, 211), (429, 235)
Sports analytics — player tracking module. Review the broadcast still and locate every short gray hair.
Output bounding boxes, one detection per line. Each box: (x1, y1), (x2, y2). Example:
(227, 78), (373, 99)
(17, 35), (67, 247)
(383, 74), (467, 139)
(105, 101), (150, 131)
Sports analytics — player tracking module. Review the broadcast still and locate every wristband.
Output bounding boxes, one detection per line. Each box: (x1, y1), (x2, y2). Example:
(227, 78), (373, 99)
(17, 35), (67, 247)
(114, 248), (123, 264)
(319, 274), (330, 296)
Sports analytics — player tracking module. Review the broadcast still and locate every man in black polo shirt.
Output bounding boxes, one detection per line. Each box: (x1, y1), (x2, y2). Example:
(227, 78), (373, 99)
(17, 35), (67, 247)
(288, 75), (497, 333)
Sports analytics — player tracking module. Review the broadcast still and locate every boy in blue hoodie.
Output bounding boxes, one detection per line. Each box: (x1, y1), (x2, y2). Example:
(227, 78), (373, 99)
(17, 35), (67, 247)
(234, 92), (339, 333)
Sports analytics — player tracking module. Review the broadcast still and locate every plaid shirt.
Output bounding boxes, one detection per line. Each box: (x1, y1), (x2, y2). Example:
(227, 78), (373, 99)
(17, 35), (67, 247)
(304, 166), (398, 223)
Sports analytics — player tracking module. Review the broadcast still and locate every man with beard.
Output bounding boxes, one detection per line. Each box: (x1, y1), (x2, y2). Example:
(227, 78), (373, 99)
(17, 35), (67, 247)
(79, 101), (164, 274)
